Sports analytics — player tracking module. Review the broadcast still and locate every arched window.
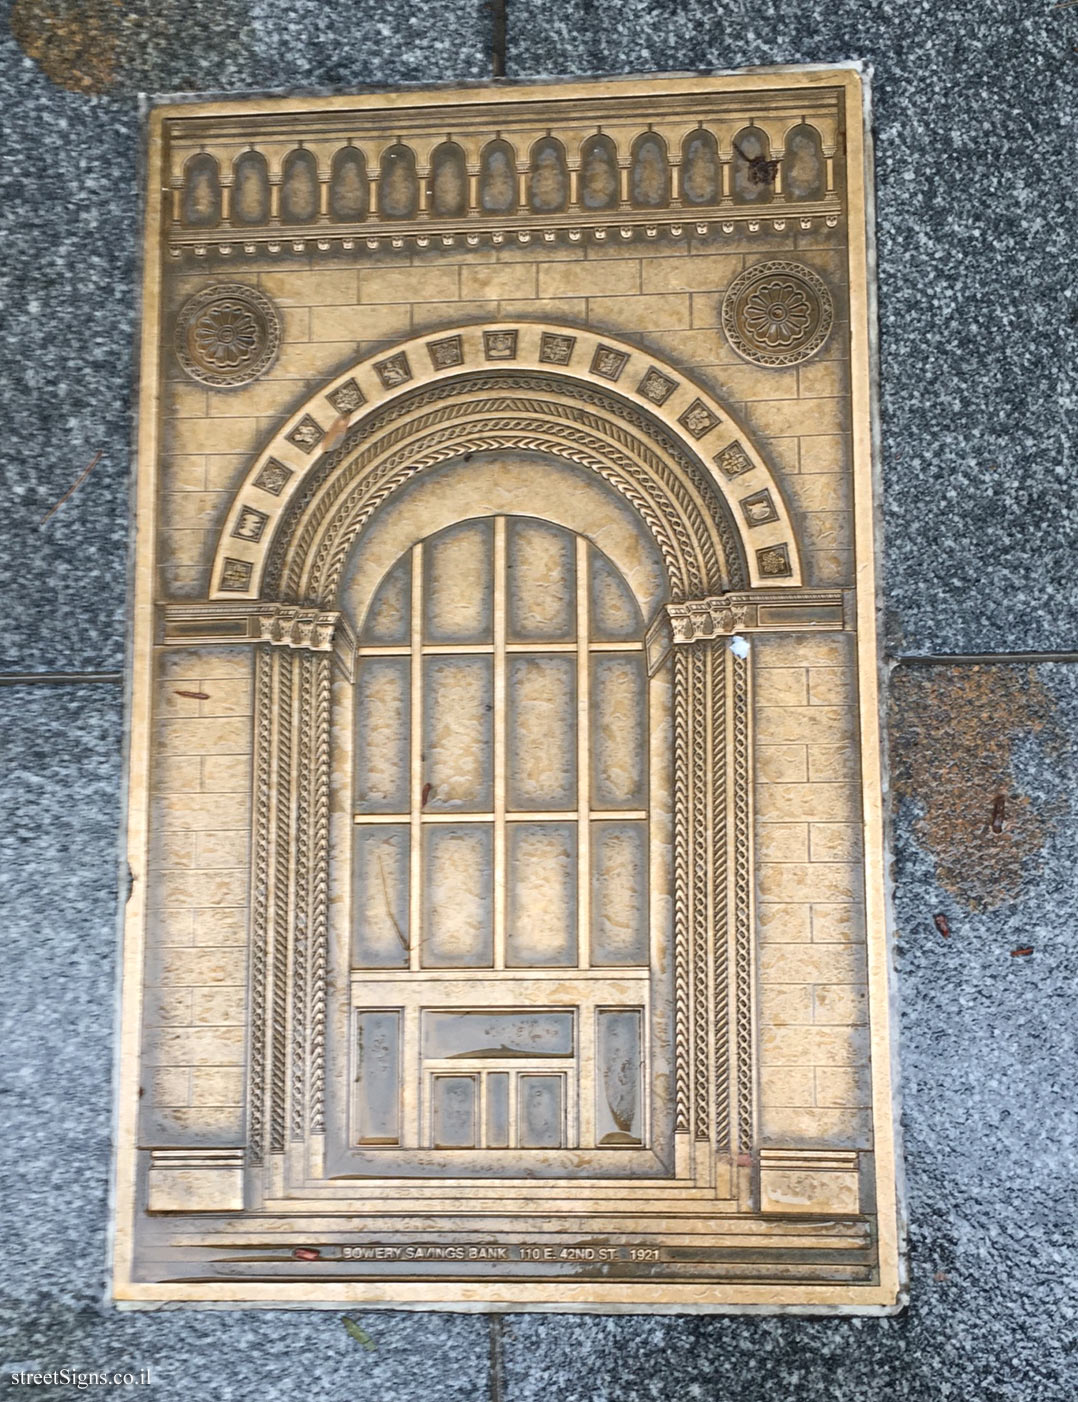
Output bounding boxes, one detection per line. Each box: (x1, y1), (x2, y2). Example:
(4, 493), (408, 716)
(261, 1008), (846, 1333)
(379, 143), (419, 219)
(578, 133), (619, 211)
(280, 147), (320, 224)
(182, 153), (221, 227)
(528, 136), (569, 214)
(329, 145), (369, 222)
(230, 150), (270, 225)
(782, 122), (825, 201)
(479, 138), (518, 215)
(346, 479), (666, 1158)
(680, 127), (719, 207)
(429, 140), (469, 218)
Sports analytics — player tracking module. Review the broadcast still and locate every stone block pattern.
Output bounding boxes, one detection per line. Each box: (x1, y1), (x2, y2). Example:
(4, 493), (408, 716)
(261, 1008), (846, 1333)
(142, 647), (253, 1144)
(158, 234), (851, 598)
(752, 631), (868, 1148)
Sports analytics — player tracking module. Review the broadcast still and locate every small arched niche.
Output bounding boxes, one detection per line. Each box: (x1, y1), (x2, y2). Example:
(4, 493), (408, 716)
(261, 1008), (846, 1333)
(182, 153), (221, 228)
(782, 123), (826, 201)
(630, 132), (670, 208)
(680, 128), (720, 207)
(731, 126), (775, 205)
(479, 138), (518, 215)
(379, 143), (419, 220)
(429, 140), (469, 219)
(230, 150), (270, 226)
(280, 147), (321, 224)
(528, 136), (569, 214)
(329, 146), (369, 222)
(578, 133), (620, 212)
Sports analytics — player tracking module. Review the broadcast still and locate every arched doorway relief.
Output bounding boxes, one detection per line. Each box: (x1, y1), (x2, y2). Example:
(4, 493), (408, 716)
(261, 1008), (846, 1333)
(174, 321), (850, 1217)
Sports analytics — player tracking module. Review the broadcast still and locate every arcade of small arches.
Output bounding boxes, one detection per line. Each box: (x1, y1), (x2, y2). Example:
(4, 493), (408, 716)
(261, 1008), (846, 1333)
(176, 120), (837, 233)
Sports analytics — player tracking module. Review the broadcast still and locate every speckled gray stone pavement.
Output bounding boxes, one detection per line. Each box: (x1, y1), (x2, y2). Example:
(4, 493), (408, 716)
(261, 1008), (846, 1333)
(1, 2), (1077, 1399)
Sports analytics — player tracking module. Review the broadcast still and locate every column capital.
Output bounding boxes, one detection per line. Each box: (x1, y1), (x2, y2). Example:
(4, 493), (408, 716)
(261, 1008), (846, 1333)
(256, 603), (342, 653)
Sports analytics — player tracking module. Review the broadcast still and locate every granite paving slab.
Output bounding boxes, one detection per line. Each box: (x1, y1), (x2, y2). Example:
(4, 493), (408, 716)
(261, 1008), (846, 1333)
(507, 3), (1078, 657)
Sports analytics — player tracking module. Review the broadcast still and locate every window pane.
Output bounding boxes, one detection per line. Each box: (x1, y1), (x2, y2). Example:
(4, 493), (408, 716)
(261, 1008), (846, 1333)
(423, 656), (493, 810)
(595, 1009), (643, 1145)
(507, 655), (575, 809)
(507, 518), (575, 641)
(423, 824), (493, 967)
(518, 1074), (564, 1148)
(507, 822), (577, 967)
(431, 1075), (477, 1148)
(591, 821), (648, 965)
(354, 1010), (401, 1144)
(362, 555), (410, 644)
(424, 519), (493, 643)
(353, 826), (409, 968)
(591, 654), (647, 807)
(355, 657), (409, 812)
(589, 547), (642, 640)
(423, 1011), (574, 1059)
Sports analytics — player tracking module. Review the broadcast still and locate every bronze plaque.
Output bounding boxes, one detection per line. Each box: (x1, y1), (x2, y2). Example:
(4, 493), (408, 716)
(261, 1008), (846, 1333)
(115, 68), (903, 1312)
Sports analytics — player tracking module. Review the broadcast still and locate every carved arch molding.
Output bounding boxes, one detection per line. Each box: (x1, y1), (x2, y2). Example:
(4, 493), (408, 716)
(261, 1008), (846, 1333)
(119, 72), (900, 1313)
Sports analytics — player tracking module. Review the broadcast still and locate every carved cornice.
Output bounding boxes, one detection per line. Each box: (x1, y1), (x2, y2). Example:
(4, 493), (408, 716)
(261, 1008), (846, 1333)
(667, 589), (849, 643)
(169, 211), (843, 261)
(159, 602), (356, 675)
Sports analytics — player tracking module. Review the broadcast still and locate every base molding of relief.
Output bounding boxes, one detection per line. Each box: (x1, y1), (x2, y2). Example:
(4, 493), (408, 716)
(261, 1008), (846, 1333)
(146, 1148), (246, 1213)
(758, 1149), (861, 1216)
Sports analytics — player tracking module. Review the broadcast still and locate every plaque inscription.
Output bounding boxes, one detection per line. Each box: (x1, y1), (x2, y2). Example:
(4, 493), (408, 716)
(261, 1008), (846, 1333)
(115, 69), (902, 1313)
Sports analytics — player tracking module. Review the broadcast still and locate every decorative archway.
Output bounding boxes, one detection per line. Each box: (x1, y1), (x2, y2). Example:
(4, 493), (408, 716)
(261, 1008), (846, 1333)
(174, 320), (848, 1211)
(209, 321), (803, 604)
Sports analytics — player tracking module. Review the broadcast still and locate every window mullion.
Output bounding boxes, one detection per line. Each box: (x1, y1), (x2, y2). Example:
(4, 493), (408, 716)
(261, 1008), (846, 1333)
(492, 516), (507, 971)
(409, 542), (424, 973)
(576, 535), (591, 971)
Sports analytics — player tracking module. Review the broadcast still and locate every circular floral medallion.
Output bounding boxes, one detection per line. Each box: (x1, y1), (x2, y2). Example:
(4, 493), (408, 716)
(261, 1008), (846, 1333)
(721, 260), (833, 367)
(174, 283), (281, 388)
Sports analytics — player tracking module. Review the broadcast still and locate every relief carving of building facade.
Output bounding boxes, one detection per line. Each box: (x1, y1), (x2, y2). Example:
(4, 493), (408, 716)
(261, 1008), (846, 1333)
(116, 70), (901, 1313)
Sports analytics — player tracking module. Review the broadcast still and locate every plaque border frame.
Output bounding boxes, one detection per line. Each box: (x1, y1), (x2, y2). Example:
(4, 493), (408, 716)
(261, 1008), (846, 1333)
(113, 64), (903, 1314)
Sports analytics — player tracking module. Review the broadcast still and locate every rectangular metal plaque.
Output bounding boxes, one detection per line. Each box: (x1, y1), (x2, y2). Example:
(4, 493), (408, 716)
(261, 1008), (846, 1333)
(115, 67), (903, 1312)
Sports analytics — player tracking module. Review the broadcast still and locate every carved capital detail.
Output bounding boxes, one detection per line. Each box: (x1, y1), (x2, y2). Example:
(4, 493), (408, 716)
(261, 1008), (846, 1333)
(667, 588), (848, 643)
(669, 598), (749, 643)
(257, 604), (341, 653)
